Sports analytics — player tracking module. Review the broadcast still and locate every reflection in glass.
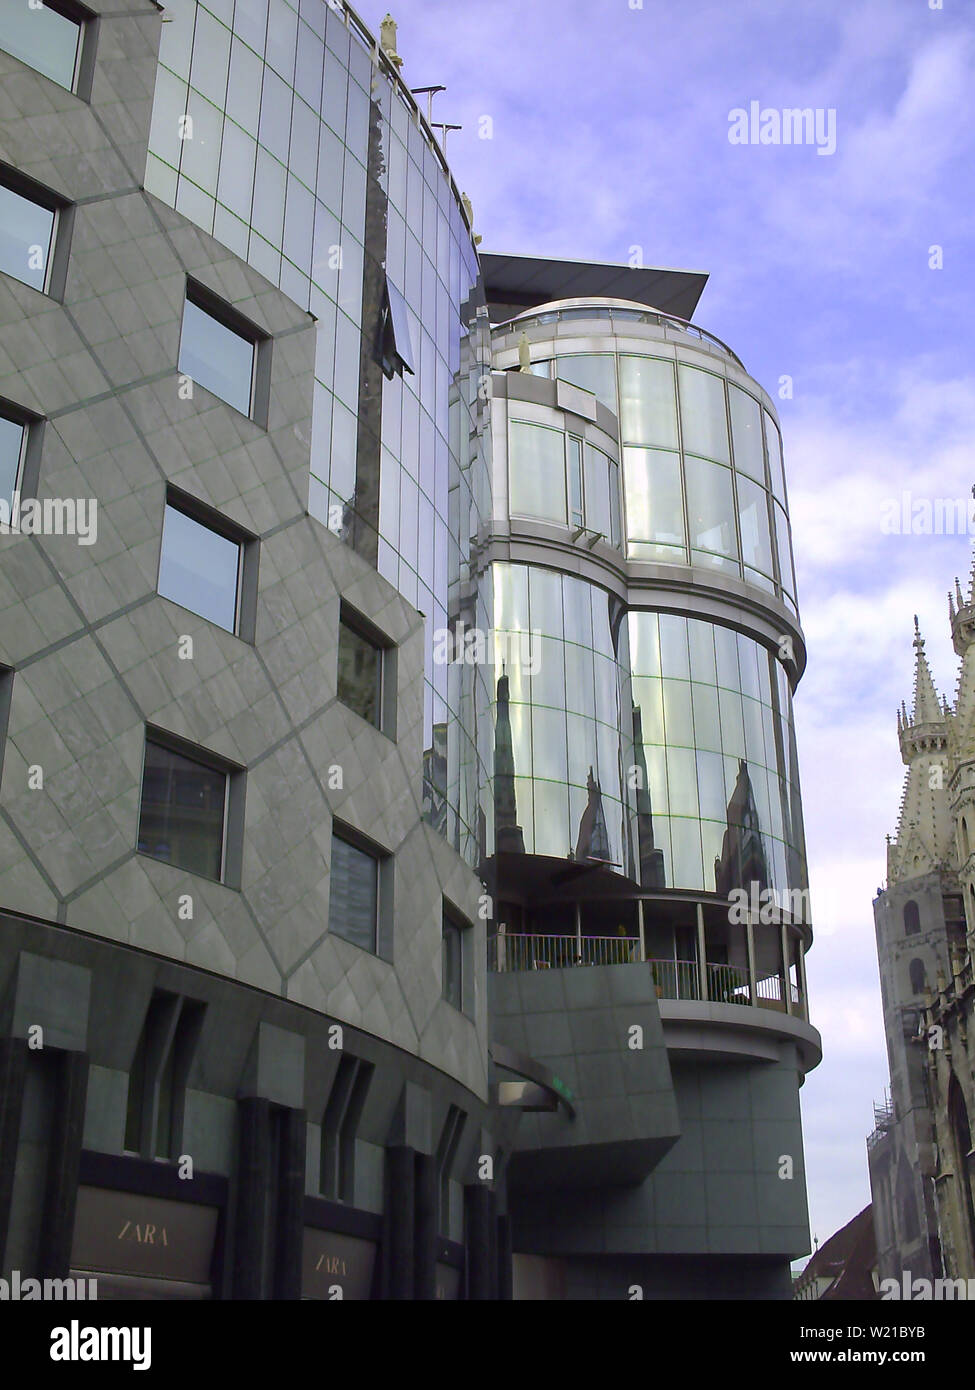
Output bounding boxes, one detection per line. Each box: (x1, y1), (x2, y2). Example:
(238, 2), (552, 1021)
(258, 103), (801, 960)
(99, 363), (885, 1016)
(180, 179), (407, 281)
(508, 420), (566, 524)
(0, 183), (55, 292)
(555, 354), (617, 410)
(0, 1), (81, 90)
(0, 414), (26, 507)
(729, 385), (765, 482)
(568, 435), (583, 526)
(619, 356), (678, 447)
(678, 365), (730, 462)
(623, 447), (684, 553)
(738, 475), (774, 576)
(329, 833), (379, 952)
(158, 504), (241, 633)
(337, 619), (382, 727)
(179, 298), (255, 416)
(138, 740), (226, 880)
(685, 456), (736, 559)
(764, 410), (786, 503)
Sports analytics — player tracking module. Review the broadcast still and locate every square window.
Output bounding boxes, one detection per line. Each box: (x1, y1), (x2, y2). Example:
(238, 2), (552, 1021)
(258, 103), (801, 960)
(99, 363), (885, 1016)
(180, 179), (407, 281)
(0, 409), (28, 508)
(442, 907), (463, 1010)
(329, 830), (380, 953)
(138, 736), (235, 883)
(337, 606), (391, 731)
(0, 0), (86, 93)
(157, 496), (251, 636)
(0, 175), (58, 293)
(178, 287), (262, 418)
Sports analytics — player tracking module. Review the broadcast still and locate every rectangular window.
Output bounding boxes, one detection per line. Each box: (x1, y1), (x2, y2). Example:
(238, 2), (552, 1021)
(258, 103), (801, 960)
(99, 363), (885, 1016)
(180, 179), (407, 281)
(678, 365), (730, 464)
(442, 909), (463, 1010)
(178, 286), (263, 419)
(138, 733), (242, 885)
(508, 420), (567, 525)
(157, 494), (254, 637)
(0, 0), (86, 93)
(567, 435), (584, 527)
(0, 173), (58, 293)
(337, 609), (384, 729)
(329, 829), (381, 953)
(381, 275), (415, 378)
(0, 409), (28, 508)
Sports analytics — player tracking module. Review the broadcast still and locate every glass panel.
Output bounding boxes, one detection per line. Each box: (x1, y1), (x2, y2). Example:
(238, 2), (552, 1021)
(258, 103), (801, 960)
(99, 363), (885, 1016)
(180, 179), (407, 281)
(337, 621), (382, 726)
(554, 354), (617, 410)
(583, 444), (611, 539)
(178, 298), (254, 415)
(774, 502), (796, 598)
(619, 356), (678, 447)
(508, 421), (566, 525)
(0, 414), (26, 507)
(623, 447), (684, 549)
(138, 741), (226, 880)
(329, 834), (378, 952)
(158, 504), (241, 632)
(765, 411), (786, 504)
(0, 1), (81, 90)
(567, 436), (583, 526)
(685, 456), (737, 559)
(0, 182), (55, 292)
(678, 365), (729, 463)
(687, 619), (716, 685)
(737, 474), (774, 575)
(442, 918), (462, 1007)
(729, 385), (765, 482)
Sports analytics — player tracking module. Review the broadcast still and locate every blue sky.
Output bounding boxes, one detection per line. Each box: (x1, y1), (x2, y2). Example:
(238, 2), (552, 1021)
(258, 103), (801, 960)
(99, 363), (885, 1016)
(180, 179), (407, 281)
(356, 0), (975, 1253)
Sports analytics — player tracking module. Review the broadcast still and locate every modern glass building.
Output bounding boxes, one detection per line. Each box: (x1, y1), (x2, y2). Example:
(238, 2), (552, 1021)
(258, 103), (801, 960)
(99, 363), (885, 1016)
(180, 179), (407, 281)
(0, 0), (820, 1300)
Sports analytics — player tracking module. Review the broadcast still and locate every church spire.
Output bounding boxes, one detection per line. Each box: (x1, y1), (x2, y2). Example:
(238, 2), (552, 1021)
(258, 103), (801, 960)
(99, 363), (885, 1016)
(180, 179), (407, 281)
(889, 619), (952, 887)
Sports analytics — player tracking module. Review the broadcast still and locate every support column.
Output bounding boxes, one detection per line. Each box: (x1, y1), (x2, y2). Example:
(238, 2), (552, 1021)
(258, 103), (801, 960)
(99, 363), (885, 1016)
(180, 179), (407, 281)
(782, 921), (793, 1016)
(496, 1212), (513, 1300)
(233, 1096), (271, 1299)
(575, 902), (583, 964)
(465, 1183), (496, 1300)
(746, 917), (758, 1010)
(39, 1050), (89, 1278)
(797, 935), (809, 1021)
(0, 1037), (27, 1268)
(696, 903), (708, 1001)
(637, 898), (646, 962)
(383, 1145), (415, 1299)
(273, 1107), (306, 1300)
(413, 1151), (437, 1300)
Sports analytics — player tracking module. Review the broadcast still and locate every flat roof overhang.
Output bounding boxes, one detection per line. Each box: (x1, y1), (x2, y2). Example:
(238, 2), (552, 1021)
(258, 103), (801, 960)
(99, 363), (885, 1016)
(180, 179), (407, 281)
(481, 252), (709, 324)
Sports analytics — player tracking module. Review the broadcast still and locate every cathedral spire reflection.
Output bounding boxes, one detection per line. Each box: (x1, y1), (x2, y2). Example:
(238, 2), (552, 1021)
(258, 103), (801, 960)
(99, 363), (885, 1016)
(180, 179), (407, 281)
(575, 766), (611, 863)
(494, 670), (525, 854)
(714, 758), (770, 895)
(632, 706), (666, 887)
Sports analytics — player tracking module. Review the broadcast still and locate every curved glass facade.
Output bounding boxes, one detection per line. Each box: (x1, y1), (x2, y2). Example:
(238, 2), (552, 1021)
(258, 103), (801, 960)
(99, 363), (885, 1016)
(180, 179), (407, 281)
(502, 315), (797, 614)
(148, 0), (491, 864)
(490, 563), (807, 896)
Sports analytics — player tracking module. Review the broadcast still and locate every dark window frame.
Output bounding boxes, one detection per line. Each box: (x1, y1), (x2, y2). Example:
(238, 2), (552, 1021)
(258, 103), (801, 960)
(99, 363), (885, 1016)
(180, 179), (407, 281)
(179, 279), (271, 427)
(137, 725), (245, 889)
(328, 820), (394, 961)
(0, 666), (12, 784)
(337, 601), (397, 739)
(0, 161), (74, 300)
(0, 397), (43, 506)
(0, 0), (97, 100)
(157, 484), (259, 643)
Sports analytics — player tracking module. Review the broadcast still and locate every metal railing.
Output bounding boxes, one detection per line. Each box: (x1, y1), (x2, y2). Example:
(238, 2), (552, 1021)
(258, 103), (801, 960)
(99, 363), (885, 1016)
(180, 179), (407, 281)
(648, 958), (700, 1000)
(490, 932), (641, 972)
(707, 962), (751, 1006)
(501, 304), (745, 369)
(487, 935), (805, 1016)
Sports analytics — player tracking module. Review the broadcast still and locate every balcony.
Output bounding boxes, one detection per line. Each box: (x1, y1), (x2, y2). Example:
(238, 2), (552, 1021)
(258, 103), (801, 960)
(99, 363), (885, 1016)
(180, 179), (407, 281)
(488, 932), (804, 1016)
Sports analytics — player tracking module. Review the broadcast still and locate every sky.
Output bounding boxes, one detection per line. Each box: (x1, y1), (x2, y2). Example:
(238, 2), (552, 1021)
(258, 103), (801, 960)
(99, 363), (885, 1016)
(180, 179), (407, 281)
(355, 0), (975, 1253)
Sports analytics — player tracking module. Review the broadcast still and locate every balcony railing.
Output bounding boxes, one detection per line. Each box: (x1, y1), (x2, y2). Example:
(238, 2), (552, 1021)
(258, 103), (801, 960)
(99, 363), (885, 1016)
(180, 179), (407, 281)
(487, 934), (805, 1016)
